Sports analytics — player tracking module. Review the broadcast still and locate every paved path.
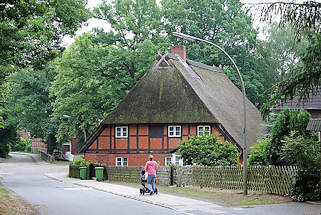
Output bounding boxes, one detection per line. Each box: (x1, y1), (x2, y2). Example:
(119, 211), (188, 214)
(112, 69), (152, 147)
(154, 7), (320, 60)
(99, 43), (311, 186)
(46, 166), (321, 215)
(0, 153), (183, 215)
(1, 153), (321, 215)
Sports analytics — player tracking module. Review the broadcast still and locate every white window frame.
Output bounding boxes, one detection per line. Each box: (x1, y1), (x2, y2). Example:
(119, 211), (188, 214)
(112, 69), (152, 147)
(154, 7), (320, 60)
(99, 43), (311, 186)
(115, 157), (128, 166)
(115, 126), (128, 138)
(172, 154), (183, 166)
(168, 125), (181, 137)
(197, 125), (211, 136)
(165, 157), (172, 166)
(62, 143), (71, 152)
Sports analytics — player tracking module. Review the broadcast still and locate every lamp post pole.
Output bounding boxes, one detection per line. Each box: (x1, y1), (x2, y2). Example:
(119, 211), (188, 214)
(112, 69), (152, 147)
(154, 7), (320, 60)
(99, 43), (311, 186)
(173, 32), (248, 195)
(62, 115), (87, 142)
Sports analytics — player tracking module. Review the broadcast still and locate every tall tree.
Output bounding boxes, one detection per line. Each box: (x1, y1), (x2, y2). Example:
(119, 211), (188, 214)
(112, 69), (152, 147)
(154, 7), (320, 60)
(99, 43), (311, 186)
(93, 0), (169, 83)
(50, 0), (170, 146)
(258, 23), (308, 82)
(0, 0), (91, 156)
(0, 0), (91, 71)
(51, 33), (126, 144)
(5, 65), (58, 153)
(247, 1), (321, 116)
(162, 0), (266, 105)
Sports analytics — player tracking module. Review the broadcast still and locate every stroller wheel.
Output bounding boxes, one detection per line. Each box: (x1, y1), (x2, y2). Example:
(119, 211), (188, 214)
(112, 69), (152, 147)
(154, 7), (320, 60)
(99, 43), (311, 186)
(139, 188), (143, 195)
(155, 188), (158, 195)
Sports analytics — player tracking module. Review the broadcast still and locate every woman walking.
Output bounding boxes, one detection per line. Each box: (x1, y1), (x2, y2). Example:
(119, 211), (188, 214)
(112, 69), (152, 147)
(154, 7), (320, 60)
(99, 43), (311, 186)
(144, 155), (158, 195)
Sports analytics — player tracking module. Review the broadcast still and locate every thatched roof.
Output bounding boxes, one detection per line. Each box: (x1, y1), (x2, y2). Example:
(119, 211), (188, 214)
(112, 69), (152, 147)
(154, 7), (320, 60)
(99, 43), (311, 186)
(101, 53), (262, 149)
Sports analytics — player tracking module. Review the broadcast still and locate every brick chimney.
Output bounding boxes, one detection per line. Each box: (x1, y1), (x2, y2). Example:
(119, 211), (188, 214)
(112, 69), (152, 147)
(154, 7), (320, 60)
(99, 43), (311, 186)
(171, 45), (186, 61)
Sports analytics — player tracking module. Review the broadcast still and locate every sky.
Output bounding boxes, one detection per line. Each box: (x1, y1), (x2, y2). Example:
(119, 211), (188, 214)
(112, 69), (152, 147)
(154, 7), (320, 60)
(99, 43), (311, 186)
(62, 0), (321, 47)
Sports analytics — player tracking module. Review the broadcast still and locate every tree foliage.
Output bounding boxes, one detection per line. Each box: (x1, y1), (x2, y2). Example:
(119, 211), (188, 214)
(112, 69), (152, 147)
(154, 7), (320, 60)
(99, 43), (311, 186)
(51, 33), (128, 144)
(94, 0), (169, 83)
(267, 109), (312, 165)
(177, 135), (238, 166)
(5, 66), (58, 153)
(258, 23), (308, 83)
(51, 0), (170, 145)
(0, 0), (91, 156)
(0, 0), (91, 71)
(247, 1), (321, 117)
(162, 0), (268, 105)
(0, 125), (17, 158)
(257, 1), (321, 35)
(248, 138), (270, 166)
(281, 133), (321, 201)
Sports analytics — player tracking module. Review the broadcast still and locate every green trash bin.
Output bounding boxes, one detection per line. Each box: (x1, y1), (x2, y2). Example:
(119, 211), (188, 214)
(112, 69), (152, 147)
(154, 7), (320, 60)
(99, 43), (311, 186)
(95, 167), (104, 181)
(79, 166), (87, 180)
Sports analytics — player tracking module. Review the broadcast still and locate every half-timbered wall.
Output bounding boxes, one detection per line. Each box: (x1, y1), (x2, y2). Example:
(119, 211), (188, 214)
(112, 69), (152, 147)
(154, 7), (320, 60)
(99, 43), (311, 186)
(84, 123), (224, 166)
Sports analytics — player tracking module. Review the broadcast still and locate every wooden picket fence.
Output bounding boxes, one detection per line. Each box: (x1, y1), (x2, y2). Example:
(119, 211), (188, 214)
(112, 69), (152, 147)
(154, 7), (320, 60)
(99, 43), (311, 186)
(69, 165), (297, 195)
(173, 166), (297, 195)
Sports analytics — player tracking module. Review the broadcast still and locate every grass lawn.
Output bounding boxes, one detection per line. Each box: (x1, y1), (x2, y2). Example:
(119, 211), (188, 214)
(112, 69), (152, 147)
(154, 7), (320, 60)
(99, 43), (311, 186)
(0, 188), (10, 200)
(107, 181), (290, 206)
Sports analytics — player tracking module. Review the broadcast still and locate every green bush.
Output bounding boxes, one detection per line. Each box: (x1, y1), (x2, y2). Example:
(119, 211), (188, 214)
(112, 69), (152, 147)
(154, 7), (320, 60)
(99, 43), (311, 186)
(267, 108), (312, 165)
(10, 137), (32, 152)
(0, 125), (17, 158)
(177, 135), (238, 166)
(281, 132), (321, 201)
(72, 157), (91, 167)
(248, 138), (270, 166)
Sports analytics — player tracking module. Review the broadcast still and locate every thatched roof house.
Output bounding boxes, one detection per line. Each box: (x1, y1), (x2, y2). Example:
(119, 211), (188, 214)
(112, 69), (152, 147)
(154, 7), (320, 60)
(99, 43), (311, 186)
(80, 46), (262, 166)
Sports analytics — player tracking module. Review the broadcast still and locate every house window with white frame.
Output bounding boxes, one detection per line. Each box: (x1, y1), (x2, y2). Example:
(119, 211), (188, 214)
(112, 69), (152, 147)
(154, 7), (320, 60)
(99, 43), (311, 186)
(197, 125), (211, 136)
(165, 157), (172, 166)
(168, 125), (181, 137)
(172, 154), (183, 166)
(115, 157), (128, 166)
(115, 126), (128, 138)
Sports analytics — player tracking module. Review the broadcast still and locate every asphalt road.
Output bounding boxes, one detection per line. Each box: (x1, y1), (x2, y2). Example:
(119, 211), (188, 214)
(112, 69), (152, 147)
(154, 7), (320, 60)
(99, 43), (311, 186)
(0, 153), (184, 215)
(1, 153), (321, 215)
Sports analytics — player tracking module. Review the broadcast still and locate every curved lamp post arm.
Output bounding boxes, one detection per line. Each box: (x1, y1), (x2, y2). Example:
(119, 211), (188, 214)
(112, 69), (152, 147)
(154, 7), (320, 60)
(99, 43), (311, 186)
(62, 114), (87, 142)
(173, 32), (248, 195)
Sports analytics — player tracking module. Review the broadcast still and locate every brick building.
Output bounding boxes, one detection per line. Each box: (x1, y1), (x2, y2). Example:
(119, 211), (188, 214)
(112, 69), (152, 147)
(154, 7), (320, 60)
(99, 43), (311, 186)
(18, 130), (47, 153)
(61, 137), (80, 155)
(80, 46), (262, 166)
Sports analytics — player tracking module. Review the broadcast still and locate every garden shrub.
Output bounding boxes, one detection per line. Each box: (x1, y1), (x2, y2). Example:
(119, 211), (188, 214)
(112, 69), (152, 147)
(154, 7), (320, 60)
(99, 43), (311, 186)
(267, 108), (311, 165)
(10, 137), (32, 152)
(281, 132), (321, 201)
(72, 157), (91, 167)
(248, 138), (270, 166)
(177, 135), (238, 166)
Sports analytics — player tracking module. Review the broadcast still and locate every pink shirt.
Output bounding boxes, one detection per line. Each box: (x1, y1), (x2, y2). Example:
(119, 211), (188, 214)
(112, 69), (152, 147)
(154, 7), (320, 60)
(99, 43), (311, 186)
(144, 160), (158, 175)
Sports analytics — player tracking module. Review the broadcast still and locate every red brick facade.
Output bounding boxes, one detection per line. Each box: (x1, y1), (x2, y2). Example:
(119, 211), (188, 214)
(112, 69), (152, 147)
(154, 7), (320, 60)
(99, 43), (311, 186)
(84, 123), (225, 166)
(62, 137), (80, 155)
(18, 130), (47, 153)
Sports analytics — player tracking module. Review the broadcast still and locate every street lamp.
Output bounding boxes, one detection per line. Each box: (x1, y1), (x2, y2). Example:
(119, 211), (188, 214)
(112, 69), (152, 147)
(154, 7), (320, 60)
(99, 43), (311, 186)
(173, 32), (249, 195)
(62, 115), (87, 142)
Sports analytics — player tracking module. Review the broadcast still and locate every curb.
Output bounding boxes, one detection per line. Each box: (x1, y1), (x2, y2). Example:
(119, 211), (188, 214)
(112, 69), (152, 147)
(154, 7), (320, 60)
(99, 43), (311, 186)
(45, 174), (177, 211)
(305, 201), (321, 205)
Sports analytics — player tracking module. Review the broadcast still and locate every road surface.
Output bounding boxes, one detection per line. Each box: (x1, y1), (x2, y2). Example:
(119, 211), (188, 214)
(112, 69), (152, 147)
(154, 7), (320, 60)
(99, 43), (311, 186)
(0, 153), (183, 215)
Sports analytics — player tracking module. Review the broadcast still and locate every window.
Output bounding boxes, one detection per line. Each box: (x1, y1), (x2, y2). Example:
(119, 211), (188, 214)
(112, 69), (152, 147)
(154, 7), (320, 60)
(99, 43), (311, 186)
(197, 125), (211, 136)
(115, 126), (128, 138)
(168, 125), (181, 137)
(172, 154), (183, 166)
(115, 157), (128, 166)
(165, 157), (172, 166)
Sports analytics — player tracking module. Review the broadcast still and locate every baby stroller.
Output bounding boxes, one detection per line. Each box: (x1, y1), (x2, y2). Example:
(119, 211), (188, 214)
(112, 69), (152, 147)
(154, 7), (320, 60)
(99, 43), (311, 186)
(139, 169), (158, 195)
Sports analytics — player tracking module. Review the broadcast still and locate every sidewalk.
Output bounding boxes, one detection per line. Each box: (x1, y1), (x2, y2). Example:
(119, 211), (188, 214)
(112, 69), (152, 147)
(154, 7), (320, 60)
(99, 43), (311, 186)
(46, 171), (225, 215)
(45, 171), (321, 215)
